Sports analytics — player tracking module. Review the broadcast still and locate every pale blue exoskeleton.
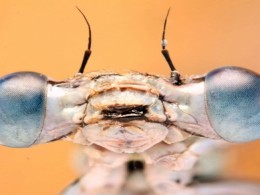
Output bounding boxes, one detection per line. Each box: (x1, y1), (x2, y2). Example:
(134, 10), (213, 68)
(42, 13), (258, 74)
(1, 7), (260, 195)
(0, 7), (259, 150)
(0, 71), (87, 148)
(0, 66), (259, 149)
(164, 66), (260, 143)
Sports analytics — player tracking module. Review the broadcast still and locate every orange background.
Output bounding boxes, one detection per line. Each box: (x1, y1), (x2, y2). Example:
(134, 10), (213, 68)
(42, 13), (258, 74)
(0, 0), (260, 194)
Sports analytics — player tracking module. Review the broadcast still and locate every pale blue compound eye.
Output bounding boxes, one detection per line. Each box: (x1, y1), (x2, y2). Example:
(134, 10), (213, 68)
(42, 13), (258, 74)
(0, 72), (47, 147)
(205, 66), (260, 142)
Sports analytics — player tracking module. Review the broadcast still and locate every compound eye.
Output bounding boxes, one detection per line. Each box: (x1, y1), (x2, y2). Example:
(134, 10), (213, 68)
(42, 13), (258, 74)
(0, 72), (47, 147)
(205, 66), (260, 142)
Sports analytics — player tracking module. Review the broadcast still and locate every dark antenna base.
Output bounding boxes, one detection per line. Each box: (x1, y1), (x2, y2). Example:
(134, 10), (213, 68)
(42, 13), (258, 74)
(161, 8), (182, 85)
(78, 50), (91, 73)
(76, 7), (92, 74)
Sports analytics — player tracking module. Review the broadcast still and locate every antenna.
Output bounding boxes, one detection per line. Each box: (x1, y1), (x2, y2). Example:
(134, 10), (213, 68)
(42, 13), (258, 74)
(76, 7), (92, 73)
(161, 8), (181, 85)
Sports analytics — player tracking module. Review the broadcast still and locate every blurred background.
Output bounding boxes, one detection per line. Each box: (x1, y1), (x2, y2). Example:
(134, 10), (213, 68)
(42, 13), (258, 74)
(0, 0), (260, 194)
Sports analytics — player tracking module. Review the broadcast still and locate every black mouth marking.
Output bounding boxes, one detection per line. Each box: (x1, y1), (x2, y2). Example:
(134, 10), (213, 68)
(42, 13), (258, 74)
(102, 105), (148, 119)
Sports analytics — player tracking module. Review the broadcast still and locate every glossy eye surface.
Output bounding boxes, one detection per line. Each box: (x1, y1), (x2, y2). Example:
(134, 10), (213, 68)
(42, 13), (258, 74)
(0, 72), (47, 147)
(205, 66), (260, 142)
